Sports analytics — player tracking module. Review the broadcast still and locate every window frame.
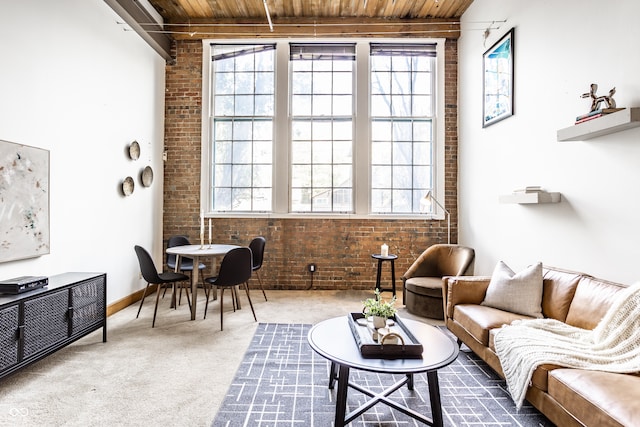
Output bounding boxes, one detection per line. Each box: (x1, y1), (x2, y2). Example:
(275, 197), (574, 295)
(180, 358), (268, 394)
(209, 43), (276, 213)
(289, 42), (357, 214)
(200, 38), (447, 220)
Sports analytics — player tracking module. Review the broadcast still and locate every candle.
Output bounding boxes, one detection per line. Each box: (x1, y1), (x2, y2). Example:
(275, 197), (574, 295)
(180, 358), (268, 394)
(200, 210), (204, 246)
(381, 244), (389, 257)
(208, 218), (212, 244)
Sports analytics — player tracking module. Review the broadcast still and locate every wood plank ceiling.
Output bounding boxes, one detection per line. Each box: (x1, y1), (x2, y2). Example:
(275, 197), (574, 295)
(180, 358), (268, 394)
(144, 0), (475, 39)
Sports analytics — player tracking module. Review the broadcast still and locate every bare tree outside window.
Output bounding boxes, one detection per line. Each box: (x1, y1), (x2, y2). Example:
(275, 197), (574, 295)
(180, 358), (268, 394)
(370, 44), (436, 214)
(210, 44), (275, 212)
(290, 44), (355, 213)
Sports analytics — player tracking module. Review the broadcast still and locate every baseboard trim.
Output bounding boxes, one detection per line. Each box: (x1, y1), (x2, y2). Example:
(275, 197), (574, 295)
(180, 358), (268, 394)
(107, 285), (158, 317)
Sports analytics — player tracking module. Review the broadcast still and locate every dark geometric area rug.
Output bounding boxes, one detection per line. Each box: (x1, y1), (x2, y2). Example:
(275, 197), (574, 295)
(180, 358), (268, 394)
(212, 323), (554, 427)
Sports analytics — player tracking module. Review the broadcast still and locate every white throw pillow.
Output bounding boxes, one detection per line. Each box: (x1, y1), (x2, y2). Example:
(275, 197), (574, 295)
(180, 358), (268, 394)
(481, 261), (544, 318)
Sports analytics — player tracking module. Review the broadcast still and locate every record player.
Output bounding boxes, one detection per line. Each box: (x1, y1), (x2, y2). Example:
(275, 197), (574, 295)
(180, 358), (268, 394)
(0, 276), (48, 294)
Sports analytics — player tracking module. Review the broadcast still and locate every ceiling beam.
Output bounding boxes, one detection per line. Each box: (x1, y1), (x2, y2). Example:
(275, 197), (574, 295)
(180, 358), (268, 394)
(164, 17), (460, 40)
(104, 0), (174, 63)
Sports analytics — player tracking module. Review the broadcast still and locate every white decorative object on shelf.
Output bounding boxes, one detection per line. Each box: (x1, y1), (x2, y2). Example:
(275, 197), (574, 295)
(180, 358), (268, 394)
(557, 107), (640, 141)
(499, 187), (561, 204)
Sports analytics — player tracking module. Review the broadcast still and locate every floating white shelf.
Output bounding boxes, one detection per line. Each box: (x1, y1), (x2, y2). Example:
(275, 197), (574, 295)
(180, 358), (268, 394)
(557, 108), (640, 141)
(499, 191), (562, 204)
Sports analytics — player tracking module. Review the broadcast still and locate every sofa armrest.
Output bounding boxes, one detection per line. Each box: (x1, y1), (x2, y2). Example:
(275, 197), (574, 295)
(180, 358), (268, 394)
(444, 276), (492, 319)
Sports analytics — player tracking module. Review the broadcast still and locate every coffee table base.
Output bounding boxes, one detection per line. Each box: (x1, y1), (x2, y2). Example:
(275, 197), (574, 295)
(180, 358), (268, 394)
(328, 361), (443, 427)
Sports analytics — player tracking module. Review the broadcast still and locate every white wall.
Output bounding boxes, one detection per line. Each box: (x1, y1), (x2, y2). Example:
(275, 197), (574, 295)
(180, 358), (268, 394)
(458, 0), (640, 284)
(0, 0), (166, 304)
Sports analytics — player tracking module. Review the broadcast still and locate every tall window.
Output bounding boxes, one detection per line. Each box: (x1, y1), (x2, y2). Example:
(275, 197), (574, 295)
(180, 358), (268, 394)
(370, 43), (436, 214)
(290, 44), (355, 213)
(210, 44), (275, 212)
(203, 40), (444, 217)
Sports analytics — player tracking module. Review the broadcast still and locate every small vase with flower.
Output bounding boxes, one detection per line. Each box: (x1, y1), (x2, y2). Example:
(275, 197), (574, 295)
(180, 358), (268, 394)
(362, 289), (397, 329)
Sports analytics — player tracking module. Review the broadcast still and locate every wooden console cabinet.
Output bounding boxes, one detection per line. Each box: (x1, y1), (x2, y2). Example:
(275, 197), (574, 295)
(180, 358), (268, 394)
(0, 272), (106, 380)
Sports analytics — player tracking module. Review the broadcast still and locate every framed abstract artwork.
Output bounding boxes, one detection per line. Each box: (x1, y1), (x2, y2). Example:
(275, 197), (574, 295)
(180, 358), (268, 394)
(0, 140), (50, 262)
(483, 28), (514, 127)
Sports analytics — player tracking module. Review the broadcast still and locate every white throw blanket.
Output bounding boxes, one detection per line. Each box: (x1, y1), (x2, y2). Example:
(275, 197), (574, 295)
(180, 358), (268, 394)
(494, 282), (640, 409)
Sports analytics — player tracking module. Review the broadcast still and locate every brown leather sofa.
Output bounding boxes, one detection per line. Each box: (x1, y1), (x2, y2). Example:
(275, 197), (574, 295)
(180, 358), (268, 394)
(444, 265), (640, 427)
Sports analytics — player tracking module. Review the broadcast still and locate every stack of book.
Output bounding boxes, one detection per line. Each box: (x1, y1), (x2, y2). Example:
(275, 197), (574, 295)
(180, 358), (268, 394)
(512, 186), (543, 194)
(575, 108), (624, 124)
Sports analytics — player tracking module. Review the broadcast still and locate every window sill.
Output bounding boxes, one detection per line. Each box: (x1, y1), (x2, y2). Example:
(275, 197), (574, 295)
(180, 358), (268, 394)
(206, 212), (445, 221)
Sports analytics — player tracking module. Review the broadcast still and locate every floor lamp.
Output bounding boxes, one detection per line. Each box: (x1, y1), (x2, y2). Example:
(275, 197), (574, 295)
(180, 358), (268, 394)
(421, 191), (451, 244)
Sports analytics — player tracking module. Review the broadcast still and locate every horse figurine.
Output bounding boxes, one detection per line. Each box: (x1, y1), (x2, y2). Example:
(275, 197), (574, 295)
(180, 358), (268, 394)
(581, 83), (616, 112)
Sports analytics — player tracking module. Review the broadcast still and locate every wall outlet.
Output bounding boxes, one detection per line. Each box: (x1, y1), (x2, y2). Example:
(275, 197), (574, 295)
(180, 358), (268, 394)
(307, 263), (317, 273)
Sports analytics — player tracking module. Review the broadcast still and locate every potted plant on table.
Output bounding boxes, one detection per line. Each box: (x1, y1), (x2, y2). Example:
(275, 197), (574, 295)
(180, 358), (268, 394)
(363, 289), (397, 329)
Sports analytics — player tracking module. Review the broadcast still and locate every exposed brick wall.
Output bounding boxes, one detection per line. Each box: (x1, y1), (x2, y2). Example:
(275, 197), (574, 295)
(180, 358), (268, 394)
(163, 39), (459, 292)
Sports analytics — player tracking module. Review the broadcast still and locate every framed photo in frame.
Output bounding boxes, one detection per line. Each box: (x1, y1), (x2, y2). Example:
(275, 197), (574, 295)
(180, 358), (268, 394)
(483, 28), (514, 127)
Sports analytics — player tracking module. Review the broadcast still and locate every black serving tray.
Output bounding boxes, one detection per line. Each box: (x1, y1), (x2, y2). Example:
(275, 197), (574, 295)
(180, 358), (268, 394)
(347, 312), (424, 359)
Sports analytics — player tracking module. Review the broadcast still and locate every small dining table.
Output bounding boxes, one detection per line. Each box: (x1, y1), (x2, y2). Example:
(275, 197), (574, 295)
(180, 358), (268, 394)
(165, 244), (240, 320)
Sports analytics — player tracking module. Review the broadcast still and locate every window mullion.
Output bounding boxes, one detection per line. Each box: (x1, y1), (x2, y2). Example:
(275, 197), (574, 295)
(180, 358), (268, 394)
(273, 42), (290, 214)
(354, 41), (370, 215)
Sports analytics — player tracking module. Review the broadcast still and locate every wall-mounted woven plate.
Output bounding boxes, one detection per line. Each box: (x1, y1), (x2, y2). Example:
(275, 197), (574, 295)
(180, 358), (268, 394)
(141, 166), (153, 187)
(122, 176), (134, 196)
(128, 141), (140, 160)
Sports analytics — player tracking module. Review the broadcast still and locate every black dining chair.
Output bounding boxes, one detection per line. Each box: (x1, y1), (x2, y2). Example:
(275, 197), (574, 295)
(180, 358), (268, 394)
(166, 235), (207, 304)
(203, 246), (256, 331)
(135, 245), (190, 328)
(249, 236), (267, 301)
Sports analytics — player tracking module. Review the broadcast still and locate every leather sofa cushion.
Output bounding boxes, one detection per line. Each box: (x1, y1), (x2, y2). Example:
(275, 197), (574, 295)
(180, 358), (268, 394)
(530, 363), (563, 392)
(453, 304), (531, 346)
(549, 369), (640, 427)
(565, 276), (627, 329)
(444, 276), (491, 319)
(405, 277), (444, 297)
(541, 267), (581, 321)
